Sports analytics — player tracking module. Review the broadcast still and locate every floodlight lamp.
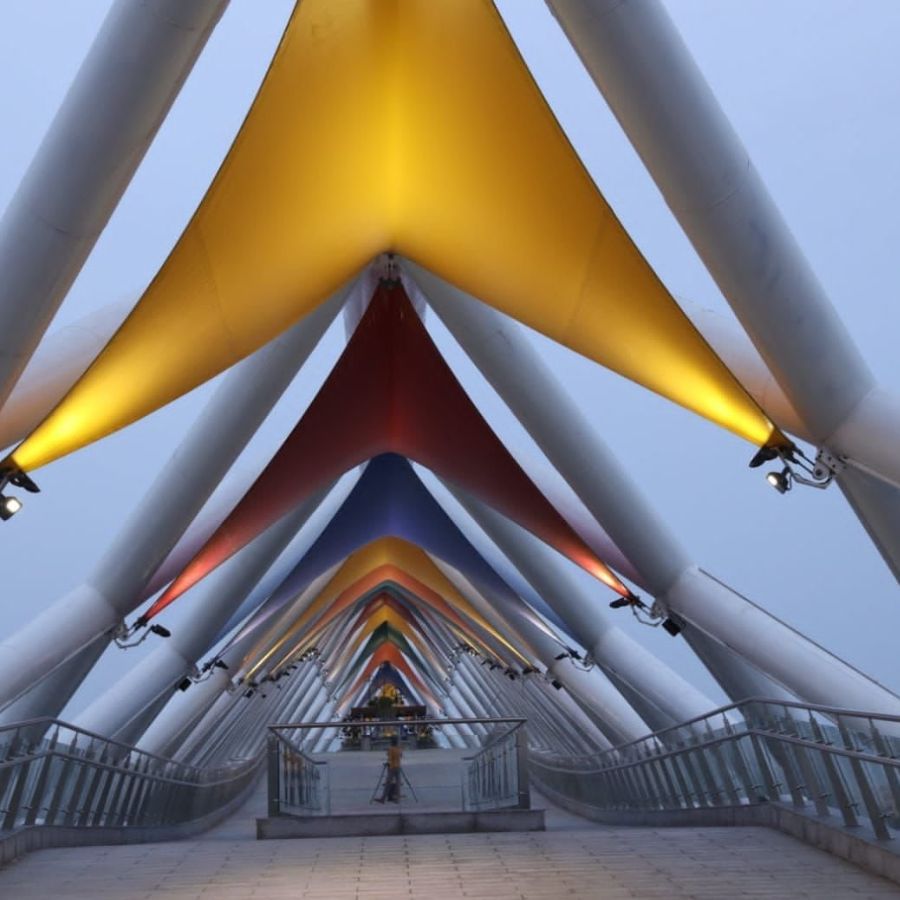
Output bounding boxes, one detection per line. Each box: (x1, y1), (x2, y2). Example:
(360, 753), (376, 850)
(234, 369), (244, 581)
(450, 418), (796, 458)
(766, 468), (791, 494)
(150, 624), (171, 638)
(550, 679), (563, 690)
(662, 618), (682, 637)
(0, 495), (21, 520)
(178, 677), (192, 692)
(553, 652), (567, 661)
(609, 592), (644, 611)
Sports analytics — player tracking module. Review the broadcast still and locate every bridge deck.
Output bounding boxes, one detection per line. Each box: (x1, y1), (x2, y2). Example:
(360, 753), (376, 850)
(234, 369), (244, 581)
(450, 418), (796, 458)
(0, 775), (896, 899)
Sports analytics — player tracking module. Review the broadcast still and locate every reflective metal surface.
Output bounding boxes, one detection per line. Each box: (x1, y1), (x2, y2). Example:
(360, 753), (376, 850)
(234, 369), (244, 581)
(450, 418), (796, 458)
(0, 718), (259, 833)
(531, 698), (900, 842)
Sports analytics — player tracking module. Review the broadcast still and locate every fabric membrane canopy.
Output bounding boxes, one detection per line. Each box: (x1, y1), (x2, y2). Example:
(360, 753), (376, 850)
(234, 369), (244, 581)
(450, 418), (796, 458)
(8, 0), (787, 475)
(249, 537), (526, 678)
(170, 454), (571, 644)
(145, 282), (628, 619)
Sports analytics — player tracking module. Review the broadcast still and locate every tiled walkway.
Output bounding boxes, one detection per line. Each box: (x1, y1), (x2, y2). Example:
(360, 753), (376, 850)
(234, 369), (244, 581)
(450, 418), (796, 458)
(0, 779), (897, 899)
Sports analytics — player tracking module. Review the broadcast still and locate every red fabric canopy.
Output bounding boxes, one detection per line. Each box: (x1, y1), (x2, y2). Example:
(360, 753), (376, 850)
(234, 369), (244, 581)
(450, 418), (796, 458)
(147, 281), (626, 618)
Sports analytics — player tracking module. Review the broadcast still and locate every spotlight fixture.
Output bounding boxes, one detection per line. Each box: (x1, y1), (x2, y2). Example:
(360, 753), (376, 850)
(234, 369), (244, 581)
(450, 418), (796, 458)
(178, 677), (192, 692)
(550, 679), (563, 690)
(662, 616), (684, 638)
(762, 446), (843, 495)
(766, 468), (791, 494)
(553, 652), (568, 661)
(0, 495), (22, 520)
(609, 592), (645, 611)
(114, 620), (171, 649)
(0, 466), (39, 523)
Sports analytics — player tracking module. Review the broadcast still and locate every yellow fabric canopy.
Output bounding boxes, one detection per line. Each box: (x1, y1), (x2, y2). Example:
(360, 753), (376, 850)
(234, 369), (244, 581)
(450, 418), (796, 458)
(249, 537), (522, 677)
(10, 0), (784, 473)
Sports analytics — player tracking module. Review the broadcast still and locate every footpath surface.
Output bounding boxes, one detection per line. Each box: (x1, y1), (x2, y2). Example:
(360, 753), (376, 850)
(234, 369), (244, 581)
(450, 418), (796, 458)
(0, 775), (897, 898)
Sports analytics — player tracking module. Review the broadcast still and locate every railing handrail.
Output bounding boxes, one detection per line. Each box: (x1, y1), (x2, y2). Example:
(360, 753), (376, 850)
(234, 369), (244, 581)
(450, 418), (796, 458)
(0, 745), (259, 786)
(269, 716), (526, 730)
(532, 725), (900, 776)
(532, 697), (900, 767)
(0, 715), (228, 776)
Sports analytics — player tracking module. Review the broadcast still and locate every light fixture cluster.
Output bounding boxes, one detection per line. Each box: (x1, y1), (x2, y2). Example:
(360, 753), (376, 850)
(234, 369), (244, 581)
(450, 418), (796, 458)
(114, 621), (171, 649)
(179, 658), (230, 691)
(0, 465), (39, 521)
(752, 444), (844, 495)
(608, 593), (685, 637)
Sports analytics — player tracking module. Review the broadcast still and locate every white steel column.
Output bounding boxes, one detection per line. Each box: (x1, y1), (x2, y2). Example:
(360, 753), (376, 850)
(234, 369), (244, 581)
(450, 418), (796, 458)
(546, 0), (900, 491)
(75, 490), (326, 742)
(0, 0), (228, 408)
(420, 271), (900, 716)
(0, 301), (129, 450)
(682, 299), (900, 584)
(446, 485), (715, 725)
(433, 556), (650, 744)
(0, 288), (346, 720)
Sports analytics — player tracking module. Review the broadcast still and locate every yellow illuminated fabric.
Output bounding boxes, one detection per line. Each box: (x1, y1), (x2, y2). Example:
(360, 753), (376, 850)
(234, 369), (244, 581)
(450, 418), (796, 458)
(250, 537), (520, 677)
(12, 0), (784, 472)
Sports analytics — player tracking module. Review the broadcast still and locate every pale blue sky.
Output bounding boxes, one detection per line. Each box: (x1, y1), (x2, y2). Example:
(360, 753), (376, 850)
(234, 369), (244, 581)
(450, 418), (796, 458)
(0, 1), (898, 715)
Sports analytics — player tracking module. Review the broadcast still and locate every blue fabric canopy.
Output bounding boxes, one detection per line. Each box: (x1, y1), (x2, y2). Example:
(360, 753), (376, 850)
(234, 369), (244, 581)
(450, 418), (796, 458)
(217, 453), (572, 645)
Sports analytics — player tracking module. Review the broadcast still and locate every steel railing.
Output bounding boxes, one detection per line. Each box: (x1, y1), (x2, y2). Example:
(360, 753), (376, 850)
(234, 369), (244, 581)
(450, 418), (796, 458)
(530, 698), (900, 841)
(266, 730), (329, 817)
(462, 721), (529, 811)
(0, 717), (260, 834)
(267, 717), (527, 816)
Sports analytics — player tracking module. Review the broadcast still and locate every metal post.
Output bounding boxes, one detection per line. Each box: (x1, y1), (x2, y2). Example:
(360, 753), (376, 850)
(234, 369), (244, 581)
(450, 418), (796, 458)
(0, 0), (229, 409)
(432, 551), (650, 744)
(446, 484), (715, 723)
(75, 487), (329, 742)
(418, 269), (900, 714)
(0, 287), (348, 720)
(545, 0), (900, 491)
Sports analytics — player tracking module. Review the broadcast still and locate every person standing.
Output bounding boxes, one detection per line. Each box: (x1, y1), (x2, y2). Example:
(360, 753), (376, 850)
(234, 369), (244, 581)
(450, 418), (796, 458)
(377, 735), (403, 803)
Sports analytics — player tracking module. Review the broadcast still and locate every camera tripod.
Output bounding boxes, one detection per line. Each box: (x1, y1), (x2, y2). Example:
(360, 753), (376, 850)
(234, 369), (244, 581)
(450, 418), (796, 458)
(370, 763), (418, 804)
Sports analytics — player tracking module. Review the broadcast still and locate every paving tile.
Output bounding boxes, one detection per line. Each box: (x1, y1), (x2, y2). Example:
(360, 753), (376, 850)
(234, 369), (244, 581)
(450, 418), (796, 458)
(1, 781), (898, 899)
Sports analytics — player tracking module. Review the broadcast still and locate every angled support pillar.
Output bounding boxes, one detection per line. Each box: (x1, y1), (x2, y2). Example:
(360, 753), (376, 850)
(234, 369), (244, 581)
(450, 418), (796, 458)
(682, 626), (796, 706)
(0, 289), (346, 721)
(546, 1), (900, 493)
(0, 0), (229, 409)
(527, 676), (613, 752)
(473, 662), (592, 754)
(435, 556), (649, 744)
(440, 688), (480, 746)
(137, 623), (275, 758)
(176, 645), (320, 764)
(310, 701), (338, 752)
(75, 490), (325, 743)
(682, 301), (900, 582)
(446, 484), (714, 725)
(421, 271), (900, 716)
